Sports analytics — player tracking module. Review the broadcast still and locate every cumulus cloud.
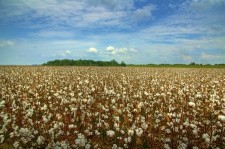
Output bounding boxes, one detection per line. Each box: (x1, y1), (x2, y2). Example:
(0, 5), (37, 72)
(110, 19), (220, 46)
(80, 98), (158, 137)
(88, 47), (98, 53)
(106, 46), (117, 54)
(0, 40), (14, 47)
(106, 46), (137, 55)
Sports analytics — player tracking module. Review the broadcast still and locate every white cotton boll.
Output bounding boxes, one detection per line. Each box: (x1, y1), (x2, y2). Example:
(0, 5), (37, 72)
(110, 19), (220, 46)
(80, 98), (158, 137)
(202, 133), (209, 140)
(71, 98), (77, 102)
(128, 129), (134, 136)
(114, 123), (119, 129)
(97, 122), (102, 127)
(26, 108), (34, 117)
(85, 143), (91, 149)
(112, 144), (117, 149)
(196, 92), (202, 98)
(141, 123), (148, 130)
(135, 128), (143, 137)
(75, 134), (86, 147)
(114, 123), (120, 131)
(188, 102), (195, 107)
(107, 130), (115, 137)
(112, 99), (116, 104)
(54, 93), (59, 97)
(164, 143), (170, 149)
(0, 135), (4, 143)
(190, 124), (196, 129)
(144, 91), (149, 96)
(10, 132), (15, 138)
(165, 129), (171, 134)
(95, 130), (100, 135)
(193, 129), (198, 135)
(85, 80), (89, 84)
(42, 116), (48, 123)
(37, 135), (45, 145)
(218, 115), (225, 122)
(42, 104), (48, 111)
(13, 141), (20, 148)
(69, 92), (74, 97)
(68, 124), (76, 129)
(120, 130), (125, 135)
(54, 123), (59, 129)
(178, 143), (187, 149)
(205, 137), (210, 143)
(0, 100), (5, 108)
(138, 102), (143, 109)
(222, 98), (225, 102)
(114, 116), (120, 122)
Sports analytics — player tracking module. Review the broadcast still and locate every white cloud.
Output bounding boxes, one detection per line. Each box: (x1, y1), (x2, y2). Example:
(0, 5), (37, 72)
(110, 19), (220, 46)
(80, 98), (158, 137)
(200, 52), (225, 59)
(182, 55), (193, 62)
(0, 40), (14, 47)
(132, 4), (156, 21)
(106, 46), (117, 54)
(105, 46), (137, 55)
(88, 47), (98, 53)
(0, 0), (157, 30)
(86, 0), (133, 10)
(65, 50), (71, 54)
(32, 30), (74, 38)
(190, 0), (225, 8)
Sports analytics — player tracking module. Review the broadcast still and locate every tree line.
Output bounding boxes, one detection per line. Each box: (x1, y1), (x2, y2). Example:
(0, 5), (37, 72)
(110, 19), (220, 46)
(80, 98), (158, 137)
(43, 59), (126, 66)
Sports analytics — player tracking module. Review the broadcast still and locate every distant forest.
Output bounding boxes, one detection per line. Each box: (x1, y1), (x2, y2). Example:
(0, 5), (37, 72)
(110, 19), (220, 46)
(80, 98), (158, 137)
(43, 59), (126, 66)
(42, 59), (225, 68)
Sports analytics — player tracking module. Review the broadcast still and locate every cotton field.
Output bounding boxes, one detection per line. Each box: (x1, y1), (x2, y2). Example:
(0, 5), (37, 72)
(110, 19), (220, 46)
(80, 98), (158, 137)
(0, 66), (225, 149)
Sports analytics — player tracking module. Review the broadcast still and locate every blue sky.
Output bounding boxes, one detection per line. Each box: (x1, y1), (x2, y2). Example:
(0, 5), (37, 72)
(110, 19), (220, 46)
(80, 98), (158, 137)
(0, 0), (225, 65)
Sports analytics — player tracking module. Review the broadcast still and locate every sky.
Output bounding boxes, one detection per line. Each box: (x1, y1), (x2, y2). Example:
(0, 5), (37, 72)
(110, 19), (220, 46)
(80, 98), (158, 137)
(0, 0), (225, 65)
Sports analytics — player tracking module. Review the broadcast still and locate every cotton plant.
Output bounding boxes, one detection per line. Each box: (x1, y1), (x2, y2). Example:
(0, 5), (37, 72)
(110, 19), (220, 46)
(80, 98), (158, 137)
(0, 66), (225, 148)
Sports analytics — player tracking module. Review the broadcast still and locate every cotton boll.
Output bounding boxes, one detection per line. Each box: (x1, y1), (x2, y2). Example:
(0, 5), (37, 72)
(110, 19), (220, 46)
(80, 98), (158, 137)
(128, 129), (134, 136)
(141, 123), (148, 130)
(85, 143), (91, 149)
(218, 115), (225, 122)
(112, 144), (117, 149)
(120, 130), (125, 135)
(0, 100), (5, 108)
(193, 129), (198, 135)
(135, 128), (143, 137)
(114, 123), (119, 131)
(107, 130), (115, 137)
(0, 135), (4, 143)
(164, 143), (170, 149)
(13, 141), (20, 148)
(37, 135), (45, 145)
(188, 102), (195, 107)
(75, 133), (86, 147)
(202, 133), (210, 143)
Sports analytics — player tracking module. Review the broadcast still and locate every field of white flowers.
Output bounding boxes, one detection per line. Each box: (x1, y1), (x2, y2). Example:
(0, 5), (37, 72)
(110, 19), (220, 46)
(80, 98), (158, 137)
(0, 66), (225, 149)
